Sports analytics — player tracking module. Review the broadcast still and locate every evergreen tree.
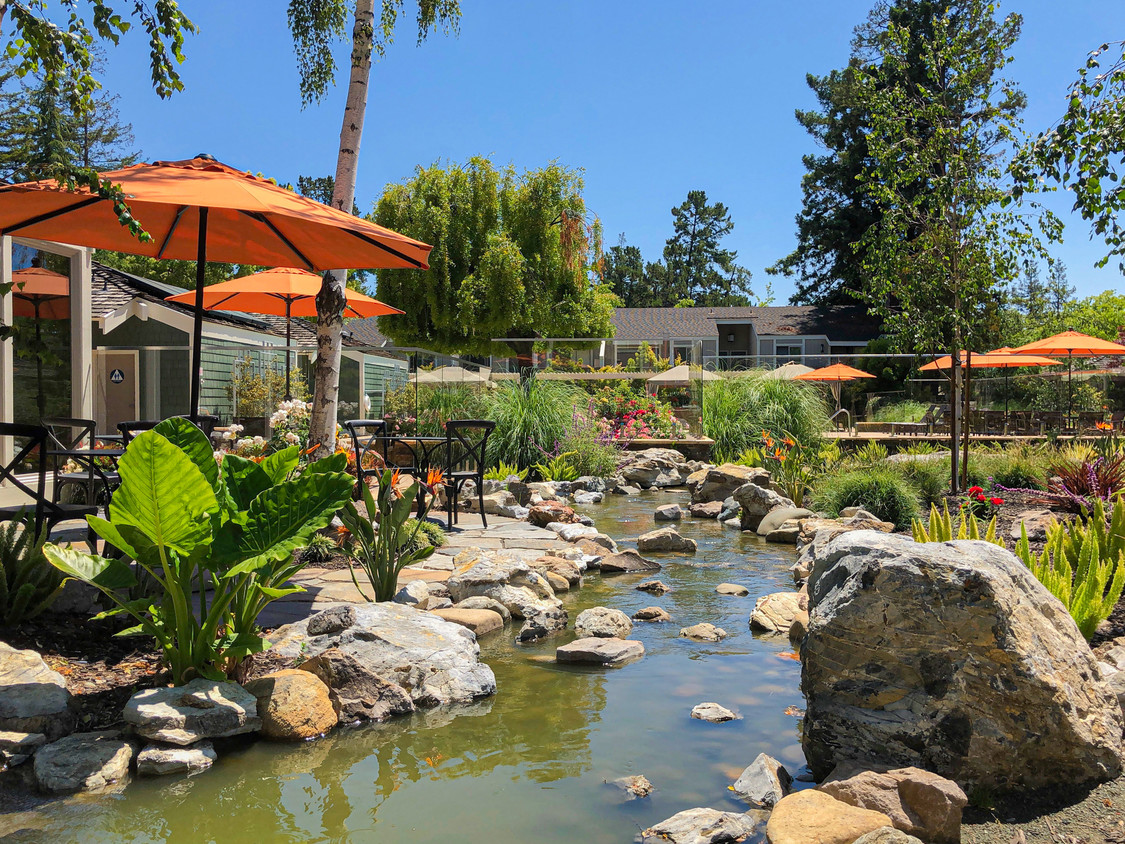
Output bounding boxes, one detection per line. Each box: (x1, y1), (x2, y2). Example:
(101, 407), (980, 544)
(662, 190), (754, 307)
(1045, 259), (1075, 320)
(1015, 260), (1046, 315)
(602, 237), (659, 308)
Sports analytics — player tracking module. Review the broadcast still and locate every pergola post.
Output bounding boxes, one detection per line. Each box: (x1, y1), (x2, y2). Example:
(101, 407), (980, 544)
(69, 245), (93, 422)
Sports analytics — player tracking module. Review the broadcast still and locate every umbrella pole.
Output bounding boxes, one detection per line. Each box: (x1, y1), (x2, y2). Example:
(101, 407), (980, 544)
(189, 208), (209, 419)
(284, 298), (292, 401)
(1068, 354), (1073, 428)
(34, 300), (44, 418)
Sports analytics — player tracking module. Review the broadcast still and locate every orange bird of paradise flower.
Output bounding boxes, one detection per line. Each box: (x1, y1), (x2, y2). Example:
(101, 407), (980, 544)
(425, 468), (445, 491)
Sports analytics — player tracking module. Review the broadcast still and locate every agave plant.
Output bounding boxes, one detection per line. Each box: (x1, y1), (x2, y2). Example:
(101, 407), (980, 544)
(911, 503), (1002, 547)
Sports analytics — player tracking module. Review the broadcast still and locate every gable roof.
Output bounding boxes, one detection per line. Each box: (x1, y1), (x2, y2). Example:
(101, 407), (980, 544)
(610, 305), (881, 343)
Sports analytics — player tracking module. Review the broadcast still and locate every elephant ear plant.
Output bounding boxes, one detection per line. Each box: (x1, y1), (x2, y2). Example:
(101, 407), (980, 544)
(42, 418), (353, 684)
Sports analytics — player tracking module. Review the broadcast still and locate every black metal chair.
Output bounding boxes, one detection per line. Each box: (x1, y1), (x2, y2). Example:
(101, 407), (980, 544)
(117, 419), (161, 445)
(41, 417), (120, 505)
(0, 423), (101, 543)
(445, 420), (496, 529)
(343, 419), (388, 499)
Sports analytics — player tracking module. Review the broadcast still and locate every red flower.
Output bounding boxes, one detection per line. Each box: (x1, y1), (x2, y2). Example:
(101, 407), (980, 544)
(967, 486), (983, 495)
(990, 497), (1003, 506)
(976, 494), (986, 502)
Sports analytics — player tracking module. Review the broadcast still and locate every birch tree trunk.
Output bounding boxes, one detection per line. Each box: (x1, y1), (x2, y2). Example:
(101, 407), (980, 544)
(310, 0), (375, 458)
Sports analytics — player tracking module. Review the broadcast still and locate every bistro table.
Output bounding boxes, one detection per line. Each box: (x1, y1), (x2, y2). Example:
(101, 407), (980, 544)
(352, 434), (450, 510)
(47, 448), (125, 506)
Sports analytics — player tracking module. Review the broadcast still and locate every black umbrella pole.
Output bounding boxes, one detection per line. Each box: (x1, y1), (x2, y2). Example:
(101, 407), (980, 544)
(189, 208), (209, 418)
(284, 299), (292, 401)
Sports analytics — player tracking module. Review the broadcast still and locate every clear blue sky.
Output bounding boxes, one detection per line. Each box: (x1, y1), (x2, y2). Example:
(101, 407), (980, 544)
(96, 0), (1123, 301)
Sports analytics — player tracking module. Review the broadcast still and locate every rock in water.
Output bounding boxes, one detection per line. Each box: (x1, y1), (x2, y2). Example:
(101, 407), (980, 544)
(732, 482), (795, 531)
(817, 764), (967, 844)
(454, 595), (511, 622)
(680, 623), (727, 642)
(430, 608), (505, 636)
(688, 463), (769, 504)
(574, 607), (633, 638)
(124, 679), (262, 746)
(756, 506), (816, 537)
(0, 730), (46, 768)
(136, 741), (216, 777)
(690, 702), (740, 722)
(639, 807), (763, 844)
(731, 753), (791, 807)
(620, 448), (692, 489)
(609, 774), (654, 800)
(690, 501), (724, 519)
(556, 637), (644, 666)
(716, 583), (749, 596)
(749, 592), (804, 634)
(637, 527), (698, 554)
(636, 579), (671, 595)
(243, 669), (338, 741)
(767, 790), (893, 844)
(517, 605), (569, 642)
(444, 552), (561, 619)
(33, 731), (134, 794)
(600, 550), (661, 574)
(802, 531), (1124, 790)
(265, 602), (496, 707)
(0, 642), (73, 739)
(654, 503), (684, 521)
(633, 606), (672, 623)
(299, 648), (414, 724)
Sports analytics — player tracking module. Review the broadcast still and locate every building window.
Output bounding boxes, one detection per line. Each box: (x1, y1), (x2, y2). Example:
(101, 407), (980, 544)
(775, 343), (802, 359)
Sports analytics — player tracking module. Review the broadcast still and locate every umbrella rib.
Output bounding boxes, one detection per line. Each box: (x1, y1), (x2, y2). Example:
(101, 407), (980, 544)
(343, 228), (427, 268)
(2, 196), (104, 234)
(238, 211), (314, 270)
(156, 206), (188, 259)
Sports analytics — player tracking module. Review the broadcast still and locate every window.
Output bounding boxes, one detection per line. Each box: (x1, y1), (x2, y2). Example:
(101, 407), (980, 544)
(775, 343), (802, 359)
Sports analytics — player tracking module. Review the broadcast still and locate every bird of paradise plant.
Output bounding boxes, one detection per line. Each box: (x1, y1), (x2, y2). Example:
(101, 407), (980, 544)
(339, 467), (445, 602)
(760, 429), (815, 507)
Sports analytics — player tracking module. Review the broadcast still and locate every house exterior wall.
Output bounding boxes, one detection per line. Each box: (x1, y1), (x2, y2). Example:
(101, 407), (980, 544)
(363, 354), (408, 417)
(96, 317), (190, 419)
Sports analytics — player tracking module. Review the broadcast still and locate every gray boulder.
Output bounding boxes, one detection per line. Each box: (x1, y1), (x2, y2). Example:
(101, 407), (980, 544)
(690, 702), (740, 722)
(636, 579), (671, 594)
(34, 731), (133, 794)
(654, 503), (684, 521)
(639, 807), (764, 844)
(517, 604), (569, 642)
(574, 607), (633, 638)
(124, 679), (262, 746)
(620, 448), (692, 489)
(716, 583), (749, 596)
(680, 623), (727, 642)
(454, 595), (512, 622)
(0, 729), (46, 768)
(300, 648), (415, 723)
(802, 530), (1124, 790)
(265, 602), (496, 707)
(633, 606), (672, 622)
(394, 579), (446, 610)
(609, 773), (654, 800)
(749, 592), (804, 634)
(556, 637), (644, 666)
(136, 741), (216, 777)
(444, 552), (561, 619)
(689, 501), (724, 519)
(600, 550), (661, 574)
(732, 753), (791, 807)
(573, 490), (603, 505)
(0, 642), (72, 739)
(637, 527), (697, 554)
(718, 496), (740, 522)
(688, 463), (770, 504)
(733, 482), (795, 531)
(549, 522), (599, 543)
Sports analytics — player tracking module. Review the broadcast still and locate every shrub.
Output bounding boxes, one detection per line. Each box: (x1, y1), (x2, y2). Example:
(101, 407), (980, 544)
(533, 451), (580, 482)
(228, 357), (309, 417)
(850, 441), (889, 465)
(384, 384), (490, 437)
(982, 452), (1049, 491)
(702, 373), (829, 462)
(558, 420), (621, 478)
(811, 467), (919, 529)
(592, 383), (686, 440)
(894, 458), (948, 509)
(400, 518), (447, 556)
(0, 514), (61, 626)
(485, 377), (580, 469)
(870, 399), (929, 423)
(299, 532), (339, 564)
(912, 503), (1002, 546)
(484, 462), (527, 481)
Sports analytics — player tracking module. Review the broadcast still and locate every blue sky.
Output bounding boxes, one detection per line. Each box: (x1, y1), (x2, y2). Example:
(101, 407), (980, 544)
(95, 0), (1123, 301)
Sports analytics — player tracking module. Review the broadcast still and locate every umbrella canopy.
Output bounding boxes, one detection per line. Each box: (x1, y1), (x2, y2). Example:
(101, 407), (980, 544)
(413, 365), (491, 385)
(646, 364), (723, 387)
(794, 363), (876, 383)
(10, 267), (69, 319)
(164, 267), (404, 399)
(919, 349), (1060, 371)
(1009, 331), (1125, 419)
(0, 155), (431, 416)
(762, 362), (814, 380)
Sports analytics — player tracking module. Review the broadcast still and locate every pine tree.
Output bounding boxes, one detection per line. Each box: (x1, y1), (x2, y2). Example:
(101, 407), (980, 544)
(662, 190), (754, 307)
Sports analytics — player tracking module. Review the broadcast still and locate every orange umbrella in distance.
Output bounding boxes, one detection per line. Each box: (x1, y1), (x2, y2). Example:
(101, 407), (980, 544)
(165, 267), (404, 398)
(920, 348), (1061, 420)
(1009, 331), (1125, 418)
(0, 155), (431, 416)
(10, 267), (70, 417)
(795, 363), (876, 411)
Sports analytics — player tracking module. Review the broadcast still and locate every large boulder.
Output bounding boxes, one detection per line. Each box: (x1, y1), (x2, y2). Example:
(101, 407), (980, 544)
(462, 490), (518, 516)
(749, 591), (804, 634)
(124, 679), (261, 745)
(528, 501), (578, 528)
(600, 550), (661, 574)
(690, 501), (724, 519)
(0, 730), (46, 768)
(430, 608), (505, 636)
(444, 552), (561, 619)
(637, 527), (697, 554)
(802, 531), (1124, 790)
(620, 448), (692, 489)
(756, 506), (816, 537)
(243, 669), (338, 741)
(688, 463), (770, 504)
(633, 606), (672, 623)
(732, 482), (794, 531)
(818, 764), (967, 844)
(639, 807), (763, 844)
(654, 503), (684, 521)
(33, 731), (134, 794)
(454, 595), (512, 622)
(731, 752), (791, 807)
(767, 790), (893, 844)
(796, 513), (896, 554)
(300, 648), (414, 724)
(516, 604), (569, 642)
(265, 602), (496, 707)
(574, 607), (633, 638)
(0, 642), (73, 739)
(556, 637), (644, 666)
(136, 741), (216, 777)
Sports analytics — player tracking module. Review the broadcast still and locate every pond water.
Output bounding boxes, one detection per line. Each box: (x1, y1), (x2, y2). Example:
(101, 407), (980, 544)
(5, 491), (807, 844)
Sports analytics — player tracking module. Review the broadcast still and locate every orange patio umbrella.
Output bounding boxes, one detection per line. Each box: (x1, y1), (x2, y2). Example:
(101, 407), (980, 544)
(1009, 331), (1125, 418)
(0, 155), (431, 416)
(10, 267), (71, 417)
(795, 363), (876, 411)
(920, 348), (1061, 420)
(164, 267), (404, 398)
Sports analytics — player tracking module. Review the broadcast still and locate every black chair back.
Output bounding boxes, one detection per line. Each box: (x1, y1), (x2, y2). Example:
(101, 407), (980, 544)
(41, 417), (96, 452)
(445, 420), (495, 475)
(343, 420), (388, 494)
(0, 423), (60, 535)
(117, 419), (161, 445)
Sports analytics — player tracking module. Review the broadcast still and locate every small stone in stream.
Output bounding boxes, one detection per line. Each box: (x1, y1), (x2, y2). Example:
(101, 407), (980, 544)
(636, 579), (670, 595)
(306, 605), (356, 637)
(680, 622), (728, 642)
(453, 595), (511, 622)
(517, 605), (569, 642)
(749, 591), (803, 634)
(614, 484), (641, 496)
(556, 637), (644, 666)
(690, 702), (740, 722)
(639, 807), (764, 844)
(654, 503), (683, 521)
(690, 501), (724, 519)
(549, 522), (599, 542)
(633, 606), (672, 623)
(716, 583), (749, 596)
(574, 607), (633, 638)
(136, 741), (216, 777)
(33, 731), (134, 794)
(732, 752), (791, 807)
(608, 774), (654, 800)
(573, 491), (603, 505)
(637, 527), (697, 554)
(600, 550), (661, 574)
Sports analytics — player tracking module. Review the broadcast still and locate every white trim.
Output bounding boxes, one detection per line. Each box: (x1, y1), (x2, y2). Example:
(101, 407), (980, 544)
(98, 299), (288, 348)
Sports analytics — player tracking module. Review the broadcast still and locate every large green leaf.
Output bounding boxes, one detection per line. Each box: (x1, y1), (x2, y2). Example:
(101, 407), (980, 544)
(155, 417), (221, 493)
(109, 430), (217, 556)
(87, 515), (138, 559)
(259, 447), (300, 483)
(222, 454), (273, 513)
(228, 471), (353, 575)
(43, 544), (137, 590)
(304, 451), (348, 476)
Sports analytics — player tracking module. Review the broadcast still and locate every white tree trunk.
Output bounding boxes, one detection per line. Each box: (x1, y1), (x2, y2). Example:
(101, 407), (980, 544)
(310, 0), (375, 458)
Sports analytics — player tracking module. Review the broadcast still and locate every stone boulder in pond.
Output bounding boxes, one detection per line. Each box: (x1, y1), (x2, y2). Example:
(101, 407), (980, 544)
(528, 501), (578, 527)
(749, 592), (804, 634)
(639, 807), (764, 844)
(733, 482), (794, 531)
(0, 642), (73, 739)
(731, 752), (791, 807)
(243, 669), (338, 741)
(136, 741), (216, 777)
(444, 551), (561, 619)
(654, 503), (684, 521)
(299, 648), (414, 724)
(767, 790), (893, 844)
(620, 448), (692, 489)
(688, 463), (770, 504)
(33, 731), (133, 794)
(574, 607), (633, 638)
(802, 531), (1124, 790)
(637, 527), (697, 554)
(124, 679), (261, 746)
(600, 550), (661, 574)
(265, 602), (496, 707)
(556, 637), (644, 666)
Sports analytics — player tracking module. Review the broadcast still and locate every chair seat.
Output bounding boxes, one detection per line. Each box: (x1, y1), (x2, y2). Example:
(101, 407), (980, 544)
(0, 502), (98, 520)
(447, 470), (481, 480)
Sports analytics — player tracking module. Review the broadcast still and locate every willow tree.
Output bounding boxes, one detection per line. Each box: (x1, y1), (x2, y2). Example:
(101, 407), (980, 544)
(288, 0), (461, 455)
(371, 157), (618, 366)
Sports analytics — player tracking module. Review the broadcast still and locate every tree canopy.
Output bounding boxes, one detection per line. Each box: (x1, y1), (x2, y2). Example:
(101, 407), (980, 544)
(372, 157), (618, 356)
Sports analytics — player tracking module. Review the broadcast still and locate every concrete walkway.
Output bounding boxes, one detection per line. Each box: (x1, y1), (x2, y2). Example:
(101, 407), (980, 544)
(257, 514), (569, 627)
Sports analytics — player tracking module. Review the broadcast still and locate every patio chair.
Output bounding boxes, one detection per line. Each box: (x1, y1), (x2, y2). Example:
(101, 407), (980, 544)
(119, 415), (218, 445)
(0, 422), (100, 544)
(445, 420), (496, 529)
(343, 419), (388, 499)
(42, 417), (119, 505)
